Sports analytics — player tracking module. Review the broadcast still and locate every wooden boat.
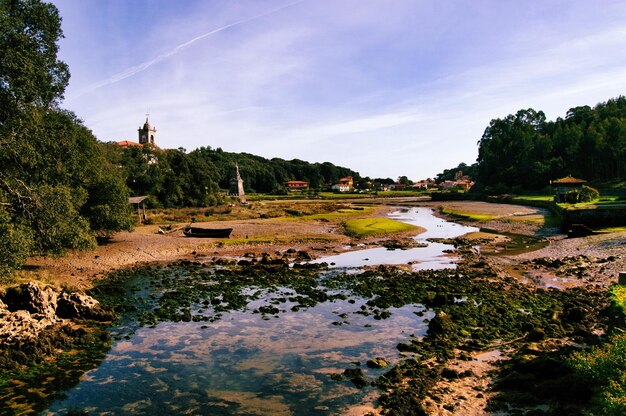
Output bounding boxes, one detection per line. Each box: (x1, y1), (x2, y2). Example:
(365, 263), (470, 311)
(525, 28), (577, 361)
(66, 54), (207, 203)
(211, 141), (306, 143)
(183, 226), (232, 238)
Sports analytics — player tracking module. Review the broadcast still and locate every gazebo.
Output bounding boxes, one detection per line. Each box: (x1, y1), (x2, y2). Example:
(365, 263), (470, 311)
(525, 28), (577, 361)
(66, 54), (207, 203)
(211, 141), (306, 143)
(128, 196), (149, 223)
(551, 176), (587, 202)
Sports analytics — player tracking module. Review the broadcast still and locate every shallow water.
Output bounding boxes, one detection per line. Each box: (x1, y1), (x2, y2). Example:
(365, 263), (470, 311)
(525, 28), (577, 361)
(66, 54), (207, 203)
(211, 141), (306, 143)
(45, 283), (432, 415)
(44, 207), (469, 415)
(313, 207), (479, 270)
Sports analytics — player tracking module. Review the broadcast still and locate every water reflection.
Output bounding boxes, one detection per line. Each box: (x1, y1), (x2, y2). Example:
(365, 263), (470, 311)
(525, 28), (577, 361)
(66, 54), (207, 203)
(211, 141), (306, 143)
(45, 293), (432, 415)
(313, 208), (479, 270)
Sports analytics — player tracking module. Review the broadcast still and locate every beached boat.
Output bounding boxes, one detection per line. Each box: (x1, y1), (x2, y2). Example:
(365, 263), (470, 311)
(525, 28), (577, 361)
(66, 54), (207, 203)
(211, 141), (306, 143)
(183, 226), (232, 238)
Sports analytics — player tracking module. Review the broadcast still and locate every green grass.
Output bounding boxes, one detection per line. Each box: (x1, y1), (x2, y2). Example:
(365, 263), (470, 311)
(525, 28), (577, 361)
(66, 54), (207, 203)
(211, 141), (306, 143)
(596, 226), (626, 234)
(515, 195), (554, 201)
(612, 285), (626, 311)
(439, 207), (494, 222)
(343, 218), (419, 238)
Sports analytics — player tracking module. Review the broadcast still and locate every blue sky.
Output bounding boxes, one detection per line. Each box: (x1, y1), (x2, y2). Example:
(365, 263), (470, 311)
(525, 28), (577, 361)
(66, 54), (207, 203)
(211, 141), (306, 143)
(51, 0), (626, 180)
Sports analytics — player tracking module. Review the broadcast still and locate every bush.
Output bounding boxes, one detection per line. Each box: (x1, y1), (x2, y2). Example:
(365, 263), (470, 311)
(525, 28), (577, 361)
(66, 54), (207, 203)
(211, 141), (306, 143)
(580, 185), (600, 202)
(564, 190), (580, 204)
(569, 334), (626, 415)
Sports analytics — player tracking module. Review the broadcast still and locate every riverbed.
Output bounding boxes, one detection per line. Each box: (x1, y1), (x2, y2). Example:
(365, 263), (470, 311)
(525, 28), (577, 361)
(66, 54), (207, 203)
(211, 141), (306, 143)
(43, 207), (475, 415)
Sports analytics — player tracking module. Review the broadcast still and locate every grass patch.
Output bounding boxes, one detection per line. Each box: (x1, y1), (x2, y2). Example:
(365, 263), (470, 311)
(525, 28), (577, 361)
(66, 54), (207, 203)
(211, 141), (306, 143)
(569, 333), (626, 416)
(611, 285), (626, 311)
(343, 218), (419, 238)
(515, 195), (554, 201)
(596, 226), (626, 234)
(439, 207), (494, 222)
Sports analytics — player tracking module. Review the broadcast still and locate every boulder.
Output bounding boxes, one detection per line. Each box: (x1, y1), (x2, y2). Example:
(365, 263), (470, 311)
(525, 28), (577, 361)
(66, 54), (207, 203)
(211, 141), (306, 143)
(366, 357), (389, 369)
(56, 292), (112, 321)
(4, 282), (58, 319)
(428, 311), (455, 336)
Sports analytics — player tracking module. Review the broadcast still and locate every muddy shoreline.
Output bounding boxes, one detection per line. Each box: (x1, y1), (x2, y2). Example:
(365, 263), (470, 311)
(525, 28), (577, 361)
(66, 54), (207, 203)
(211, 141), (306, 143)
(4, 198), (626, 415)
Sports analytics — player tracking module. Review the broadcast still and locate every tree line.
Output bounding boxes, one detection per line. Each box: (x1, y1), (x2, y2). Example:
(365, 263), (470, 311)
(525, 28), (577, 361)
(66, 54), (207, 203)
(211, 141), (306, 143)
(102, 144), (362, 207)
(474, 97), (626, 192)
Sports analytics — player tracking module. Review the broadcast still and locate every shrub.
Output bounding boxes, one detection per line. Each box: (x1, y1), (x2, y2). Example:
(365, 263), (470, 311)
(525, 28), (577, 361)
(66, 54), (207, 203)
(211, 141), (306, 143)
(569, 334), (626, 415)
(564, 189), (580, 204)
(580, 185), (600, 202)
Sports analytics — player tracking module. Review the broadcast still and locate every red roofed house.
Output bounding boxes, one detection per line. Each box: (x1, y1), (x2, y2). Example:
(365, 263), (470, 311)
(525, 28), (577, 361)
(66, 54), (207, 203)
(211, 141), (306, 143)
(116, 140), (143, 148)
(332, 176), (354, 193)
(286, 180), (309, 191)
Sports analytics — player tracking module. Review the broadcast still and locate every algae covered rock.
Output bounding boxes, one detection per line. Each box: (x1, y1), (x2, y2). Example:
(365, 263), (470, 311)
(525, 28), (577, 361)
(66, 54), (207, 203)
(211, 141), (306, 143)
(367, 357), (389, 369)
(343, 368), (368, 388)
(428, 311), (455, 336)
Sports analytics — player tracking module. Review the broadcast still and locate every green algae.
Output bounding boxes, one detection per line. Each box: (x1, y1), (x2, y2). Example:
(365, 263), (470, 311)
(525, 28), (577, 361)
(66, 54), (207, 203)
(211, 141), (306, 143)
(8, 238), (611, 415)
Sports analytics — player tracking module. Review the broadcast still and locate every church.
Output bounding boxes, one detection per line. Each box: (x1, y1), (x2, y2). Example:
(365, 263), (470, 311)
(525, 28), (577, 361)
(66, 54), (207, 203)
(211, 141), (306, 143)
(116, 117), (157, 148)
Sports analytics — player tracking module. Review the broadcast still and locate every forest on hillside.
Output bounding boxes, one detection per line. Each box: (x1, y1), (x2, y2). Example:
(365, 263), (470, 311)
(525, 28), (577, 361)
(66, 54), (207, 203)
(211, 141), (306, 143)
(475, 96), (626, 192)
(102, 143), (361, 207)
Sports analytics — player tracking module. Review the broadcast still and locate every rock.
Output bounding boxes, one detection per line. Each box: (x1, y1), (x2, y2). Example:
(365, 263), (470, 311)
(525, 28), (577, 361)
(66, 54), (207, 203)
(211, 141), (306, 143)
(366, 357), (389, 369)
(428, 311), (455, 336)
(56, 292), (112, 321)
(4, 282), (58, 319)
(297, 250), (313, 260)
(0, 309), (58, 344)
(343, 368), (368, 388)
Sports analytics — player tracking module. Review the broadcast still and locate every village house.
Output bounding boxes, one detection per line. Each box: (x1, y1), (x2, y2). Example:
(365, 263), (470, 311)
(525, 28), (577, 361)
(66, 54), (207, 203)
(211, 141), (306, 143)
(440, 177), (475, 191)
(551, 176), (587, 202)
(286, 180), (309, 191)
(389, 183), (407, 190)
(332, 176), (354, 192)
(411, 179), (437, 190)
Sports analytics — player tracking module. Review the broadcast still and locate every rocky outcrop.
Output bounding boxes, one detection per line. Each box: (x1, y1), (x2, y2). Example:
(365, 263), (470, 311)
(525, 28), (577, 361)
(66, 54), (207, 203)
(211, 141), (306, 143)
(57, 291), (112, 320)
(0, 282), (112, 345)
(4, 281), (58, 318)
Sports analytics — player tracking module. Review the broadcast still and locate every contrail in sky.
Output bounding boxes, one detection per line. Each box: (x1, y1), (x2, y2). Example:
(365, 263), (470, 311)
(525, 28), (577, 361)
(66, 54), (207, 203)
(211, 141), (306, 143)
(72, 0), (305, 99)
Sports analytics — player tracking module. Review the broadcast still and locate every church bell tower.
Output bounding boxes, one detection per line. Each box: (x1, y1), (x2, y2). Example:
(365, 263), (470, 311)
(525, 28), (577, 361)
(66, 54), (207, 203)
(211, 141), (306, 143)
(138, 116), (156, 145)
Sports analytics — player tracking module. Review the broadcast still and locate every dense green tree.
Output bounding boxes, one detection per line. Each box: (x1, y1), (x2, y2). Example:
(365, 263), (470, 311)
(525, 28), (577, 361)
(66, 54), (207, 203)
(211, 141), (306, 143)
(474, 97), (626, 191)
(435, 162), (478, 183)
(0, 1), (133, 275)
(0, 0), (69, 122)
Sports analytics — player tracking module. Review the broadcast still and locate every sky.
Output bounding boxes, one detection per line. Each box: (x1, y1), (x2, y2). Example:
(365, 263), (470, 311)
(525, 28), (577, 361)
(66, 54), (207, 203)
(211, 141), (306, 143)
(50, 0), (626, 180)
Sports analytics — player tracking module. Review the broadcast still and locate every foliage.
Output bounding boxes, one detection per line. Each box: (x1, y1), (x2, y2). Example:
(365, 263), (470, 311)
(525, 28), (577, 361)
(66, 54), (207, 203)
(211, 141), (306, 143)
(104, 144), (361, 208)
(476, 97), (626, 190)
(0, 203), (33, 276)
(569, 334), (626, 416)
(581, 185), (600, 202)
(0, 0), (69, 121)
(435, 162), (478, 183)
(0, 1), (133, 275)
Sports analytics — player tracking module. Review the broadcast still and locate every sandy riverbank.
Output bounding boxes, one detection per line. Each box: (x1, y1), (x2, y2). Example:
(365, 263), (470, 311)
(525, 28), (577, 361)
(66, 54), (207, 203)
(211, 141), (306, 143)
(23, 199), (626, 290)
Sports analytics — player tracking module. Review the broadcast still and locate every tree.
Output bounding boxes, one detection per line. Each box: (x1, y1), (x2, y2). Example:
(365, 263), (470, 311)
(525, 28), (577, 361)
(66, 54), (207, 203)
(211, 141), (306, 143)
(0, 1), (133, 275)
(0, 0), (69, 122)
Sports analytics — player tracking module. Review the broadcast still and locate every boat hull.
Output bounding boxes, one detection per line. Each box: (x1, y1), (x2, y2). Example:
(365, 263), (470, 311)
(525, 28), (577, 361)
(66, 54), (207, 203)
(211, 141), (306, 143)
(183, 227), (232, 238)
